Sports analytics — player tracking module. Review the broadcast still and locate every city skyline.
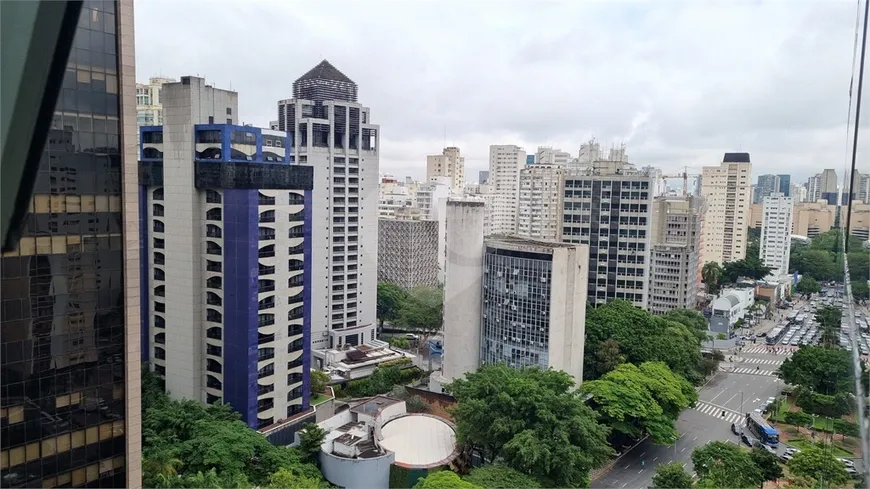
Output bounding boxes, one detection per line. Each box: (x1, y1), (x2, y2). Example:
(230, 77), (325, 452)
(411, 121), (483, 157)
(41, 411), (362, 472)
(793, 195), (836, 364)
(134, 1), (860, 183)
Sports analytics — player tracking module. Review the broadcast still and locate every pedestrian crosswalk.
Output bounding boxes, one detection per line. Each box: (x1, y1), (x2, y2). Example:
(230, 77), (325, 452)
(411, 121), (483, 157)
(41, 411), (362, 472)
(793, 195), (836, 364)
(740, 357), (783, 366)
(694, 401), (745, 425)
(731, 367), (778, 377)
(742, 345), (795, 355)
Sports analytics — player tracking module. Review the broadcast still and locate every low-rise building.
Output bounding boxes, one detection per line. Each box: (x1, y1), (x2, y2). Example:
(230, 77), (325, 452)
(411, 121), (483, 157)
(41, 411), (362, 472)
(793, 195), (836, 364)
(311, 396), (459, 489)
(709, 288), (755, 336)
(792, 201), (835, 237)
(313, 340), (415, 382)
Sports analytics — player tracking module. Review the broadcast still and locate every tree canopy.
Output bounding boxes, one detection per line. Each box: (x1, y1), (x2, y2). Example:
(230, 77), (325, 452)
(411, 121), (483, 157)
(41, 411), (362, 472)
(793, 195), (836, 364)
(584, 300), (707, 385)
(749, 447), (783, 483)
(651, 462), (694, 489)
(462, 464), (543, 489)
(794, 276), (821, 297)
(141, 369), (324, 489)
(377, 281), (406, 327)
(310, 370), (330, 395)
(664, 309), (709, 343)
(722, 256), (772, 282)
(413, 471), (480, 489)
(787, 446), (850, 487)
(582, 362), (697, 444)
(778, 345), (854, 395)
(691, 441), (763, 489)
(446, 365), (612, 487)
(701, 262), (724, 294)
(396, 286), (444, 332)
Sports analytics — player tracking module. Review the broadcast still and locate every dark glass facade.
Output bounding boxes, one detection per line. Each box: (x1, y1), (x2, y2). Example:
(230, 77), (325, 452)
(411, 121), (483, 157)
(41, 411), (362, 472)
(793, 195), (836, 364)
(1, 2), (128, 487)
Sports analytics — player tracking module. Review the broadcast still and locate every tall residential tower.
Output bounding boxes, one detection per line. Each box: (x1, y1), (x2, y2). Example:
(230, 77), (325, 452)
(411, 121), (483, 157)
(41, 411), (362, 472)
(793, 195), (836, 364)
(488, 145), (526, 235)
(699, 153), (752, 265)
(277, 61), (379, 350)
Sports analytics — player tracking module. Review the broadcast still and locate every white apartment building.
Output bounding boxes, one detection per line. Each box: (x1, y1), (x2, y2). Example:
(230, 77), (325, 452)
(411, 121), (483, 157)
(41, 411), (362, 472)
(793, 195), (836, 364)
(560, 163), (655, 309)
(427, 146), (466, 192)
(699, 153), (752, 266)
(378, 174), (412, 218)
(760, 193), (794, 276)
(648, 196), (704, 315)
(807, 169), (838, 204)
(488, 145), (526, 235)
(277, 60), (379, 350)
(517, 164), (564, 241)
(136, 76), (175, 126)
(790, 183), (807, 203)
(416, 177), (451, 219)
(535, 146), (572, 166)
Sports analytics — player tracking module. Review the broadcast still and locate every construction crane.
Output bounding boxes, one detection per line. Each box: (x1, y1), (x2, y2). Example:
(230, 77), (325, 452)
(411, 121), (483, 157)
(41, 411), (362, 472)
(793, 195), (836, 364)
(661, 166), (701, 196)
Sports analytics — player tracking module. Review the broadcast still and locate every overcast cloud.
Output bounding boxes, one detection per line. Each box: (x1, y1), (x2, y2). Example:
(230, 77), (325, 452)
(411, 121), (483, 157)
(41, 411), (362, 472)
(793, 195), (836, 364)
(135, 0), (867, 185)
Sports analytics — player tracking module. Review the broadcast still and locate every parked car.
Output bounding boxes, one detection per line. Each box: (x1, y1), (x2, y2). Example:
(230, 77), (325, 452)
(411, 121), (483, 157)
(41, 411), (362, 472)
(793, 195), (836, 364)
(837, 458), (856, 468)
(752, 440), (776, 454)
(779, 453), (793, 463)
(731, 423), (741, 435)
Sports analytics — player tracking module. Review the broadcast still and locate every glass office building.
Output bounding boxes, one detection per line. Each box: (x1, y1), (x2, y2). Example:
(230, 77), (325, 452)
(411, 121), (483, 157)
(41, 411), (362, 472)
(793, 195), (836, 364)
(0, 1), (141, 487)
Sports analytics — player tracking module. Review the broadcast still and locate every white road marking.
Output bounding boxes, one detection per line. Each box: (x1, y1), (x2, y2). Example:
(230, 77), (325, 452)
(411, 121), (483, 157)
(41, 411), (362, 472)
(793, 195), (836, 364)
(653, 457), (658, 462)
(681, 447), (686, 452)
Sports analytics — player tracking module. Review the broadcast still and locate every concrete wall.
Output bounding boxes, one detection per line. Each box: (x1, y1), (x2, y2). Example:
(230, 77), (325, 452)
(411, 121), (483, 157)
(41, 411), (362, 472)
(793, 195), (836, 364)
(547, 245), (589, 383)
(319, 451), (395, 489)
(442, 200), (485, 382)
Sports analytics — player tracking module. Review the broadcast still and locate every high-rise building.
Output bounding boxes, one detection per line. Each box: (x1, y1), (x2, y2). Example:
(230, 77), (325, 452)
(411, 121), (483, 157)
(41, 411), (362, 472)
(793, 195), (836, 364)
(0, 1), (142, 487)
(517, 164), (564, 241)
(478, 237), (588, 382)
(778, 174), (791, 197)
(535, 147), (571, 166)
(139, 78), (314, 429)
(434, 199), (589, 388)
(416, 177), (450, 220)
(760, 193), (794, 276)
(754, 174), (778, 204)
(792, 201), (835, 237)
(478, 170), (489, 185)
(427, 146), (465, 192)
(488, 145), (526, 235)
(790, 183), (807, 203)
(648, 196), (704, 315)
(378, 219), (440, 288)
(277, 60), (379, 350)
(699, 153), (752, 265)
(136, 76), (175, 126)
(807, 169), (838, 204)
(560, 163), (655, 309)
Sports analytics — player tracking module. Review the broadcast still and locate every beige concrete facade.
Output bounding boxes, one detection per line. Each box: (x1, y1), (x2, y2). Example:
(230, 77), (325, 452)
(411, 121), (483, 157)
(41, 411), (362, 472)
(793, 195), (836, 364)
(849, 200), (870, 241)
(699, 159), (752, 265)
(748, 203), (763, 229)
(792, 200), (835, 238)
(426, 147), (465, 192)
(118, 0), (142, 486)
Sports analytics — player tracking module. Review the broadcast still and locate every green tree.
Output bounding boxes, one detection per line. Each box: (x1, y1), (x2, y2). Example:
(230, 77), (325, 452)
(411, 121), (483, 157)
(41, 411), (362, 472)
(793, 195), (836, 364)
(722, 257), (772, 282)
(389, 336), (411, 349)
(377, 281), (406, 327)
(397, 286), (444, 332)
(853, 280), (870, 301)
(665, 309), (710, 343)
(691, 441), (763, 489)
(267, 467), (323, 489)
(180, 469), (225, 489)
(651, 461), (694, 489)
(787, 446), (849, 487)
(446, 365), (612, 487)
(462, 464), (543, 489)
(702, 261), (725, 294)
(414, 471), (481, 489)
(778, 345), (854, 394)
(592, 339), (625, 377)
(749, 447), (783, 484)
(848, 251), (870, 281)
(795, 277), (822, 297)
(297, 423), (327, 463)
(582, 362), (697, 444)
(584, 301), (707, 385)
(310, 370), (330, 395)
(790, 249), (840, 282)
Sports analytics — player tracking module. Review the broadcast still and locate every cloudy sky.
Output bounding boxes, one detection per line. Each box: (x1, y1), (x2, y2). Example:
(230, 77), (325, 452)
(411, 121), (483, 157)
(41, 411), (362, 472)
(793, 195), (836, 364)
(135, 0), (867, 186)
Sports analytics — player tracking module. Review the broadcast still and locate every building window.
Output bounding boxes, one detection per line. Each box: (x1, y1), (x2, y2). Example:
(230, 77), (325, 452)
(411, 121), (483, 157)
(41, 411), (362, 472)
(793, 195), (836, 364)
(153, 220), (164, 233)
(206, 189), (222, 203)
(207, 309), (223, 323)
(206, 241), (222, 255)
(258, 192), (276, 205)
(153, 204), (165, 216)
(154, 269), (165, 281)
(153, 188), (164, 200)
(207, 276), (222, 290)
(206, 208), (222, 221)
(207, 291), (222, 306)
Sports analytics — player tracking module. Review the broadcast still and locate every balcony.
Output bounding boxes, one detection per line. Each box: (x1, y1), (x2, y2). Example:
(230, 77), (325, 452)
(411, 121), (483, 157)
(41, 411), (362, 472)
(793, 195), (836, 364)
(288, 339), (304, 353)
(258, 332), (275, 345)
(287, 373), (303, 385)
(257, 398), (274, 413)
(288, 358), (303, 370)
(288, 293), (303, 305)
(258, 384), (274, 396)
(288, 324), (303, 337)
(288, 211), (305, 222)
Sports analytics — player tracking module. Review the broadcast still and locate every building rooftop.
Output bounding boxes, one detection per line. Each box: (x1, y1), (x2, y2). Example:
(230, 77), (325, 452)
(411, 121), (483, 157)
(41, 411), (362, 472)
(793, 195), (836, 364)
(487, 235), (578, 250)
(350, 395), (402, 416)
(296, 59), (354, 84)
(723, 152), (751, 163)
(378, 414), (458, 468)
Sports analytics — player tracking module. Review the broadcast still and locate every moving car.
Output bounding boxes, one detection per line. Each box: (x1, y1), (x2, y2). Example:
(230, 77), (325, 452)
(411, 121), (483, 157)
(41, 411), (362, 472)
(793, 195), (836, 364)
(741, 433), (755, 447)
(731, 423), (741, 435)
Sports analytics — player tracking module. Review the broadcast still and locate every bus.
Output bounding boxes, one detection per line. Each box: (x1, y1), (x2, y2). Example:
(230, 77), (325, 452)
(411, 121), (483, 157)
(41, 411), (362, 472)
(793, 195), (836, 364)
(745, 412), (779, 447)
(766, 327), (785, 345)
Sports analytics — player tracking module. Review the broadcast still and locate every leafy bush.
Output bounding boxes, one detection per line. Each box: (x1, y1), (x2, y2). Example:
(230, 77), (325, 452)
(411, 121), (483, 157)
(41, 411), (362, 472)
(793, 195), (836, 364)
(406, 395), (429, 413)
(380, 357), (413, 369)
(344, 366), (422, 397)
(389, 337), (411, 349)
(783, 411), (813, 427)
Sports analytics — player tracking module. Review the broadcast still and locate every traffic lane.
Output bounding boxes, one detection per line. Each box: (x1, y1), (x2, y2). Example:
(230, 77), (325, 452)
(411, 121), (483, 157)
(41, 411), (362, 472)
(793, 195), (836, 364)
(699, 373), (783, 414)
(593, 411), (732, 488)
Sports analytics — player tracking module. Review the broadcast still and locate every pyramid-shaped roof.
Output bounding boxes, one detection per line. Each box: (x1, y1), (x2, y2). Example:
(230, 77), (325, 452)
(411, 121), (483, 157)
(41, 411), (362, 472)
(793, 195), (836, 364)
(296, 60), (354, 85)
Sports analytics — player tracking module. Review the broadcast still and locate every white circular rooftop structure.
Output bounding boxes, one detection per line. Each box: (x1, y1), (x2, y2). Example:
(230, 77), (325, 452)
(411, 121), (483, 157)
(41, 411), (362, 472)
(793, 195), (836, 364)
(378, 414), (458, 468)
